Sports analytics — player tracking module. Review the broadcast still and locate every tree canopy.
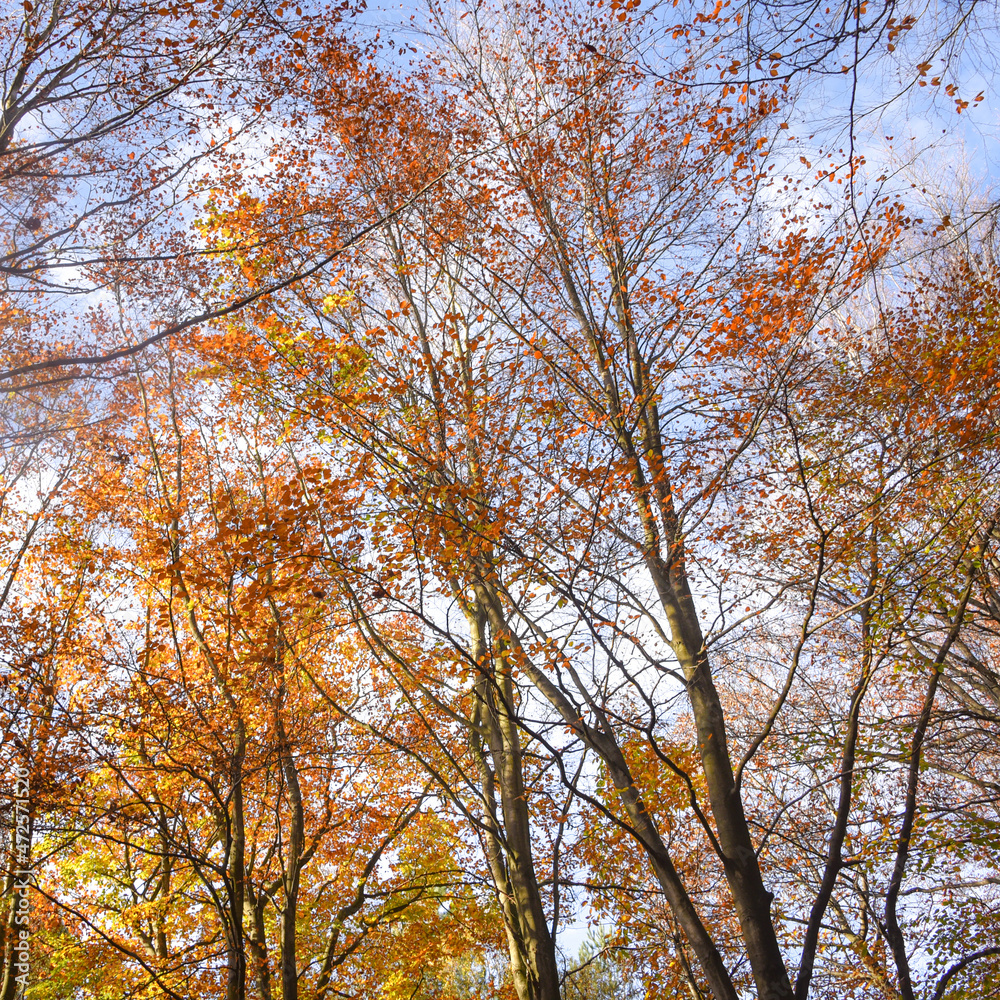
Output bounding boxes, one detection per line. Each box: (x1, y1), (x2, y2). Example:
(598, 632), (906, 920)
(1, 1), (999, 999)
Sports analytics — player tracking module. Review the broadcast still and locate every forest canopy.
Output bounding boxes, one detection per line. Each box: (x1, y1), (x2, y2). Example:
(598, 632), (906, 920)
(1, 1), (999, 999)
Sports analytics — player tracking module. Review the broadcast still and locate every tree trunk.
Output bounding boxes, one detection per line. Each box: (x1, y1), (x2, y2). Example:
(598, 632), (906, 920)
(471, 579), (738, 1000)
(0, 769), (30, 1000)
(247, 886), (273, 1000)
(468, 601), (561, 1000)
(536, 187), (795, 1000)
(227, 723), (247, 1000)
(275, 688), (304, 1000)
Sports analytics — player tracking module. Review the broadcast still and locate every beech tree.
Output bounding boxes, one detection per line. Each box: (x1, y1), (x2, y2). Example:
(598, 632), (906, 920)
(45, 352), (501, 1000)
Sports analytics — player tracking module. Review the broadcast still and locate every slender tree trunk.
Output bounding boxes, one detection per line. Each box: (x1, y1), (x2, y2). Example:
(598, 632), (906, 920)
(0, 860), (19, 1000)
(528, 185), (796, 1000)
(883, 666), (939, 1000)
(248, 887), (273, 1000)
(275, 691), (304, 1000)
(155, 805), (172, 960)
(884, 547), (984, 1000)
(795, 581), (878, 1000)
(0, 777), (30, 1000)
(471, 579), (738, 1000)
(0, 846), (24, 1000)
(467, 602), (561, 1000)
(227, 724), (247, 1000)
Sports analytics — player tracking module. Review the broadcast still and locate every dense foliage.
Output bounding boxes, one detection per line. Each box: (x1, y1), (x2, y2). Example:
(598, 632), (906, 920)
(1, 1), (998, 998)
